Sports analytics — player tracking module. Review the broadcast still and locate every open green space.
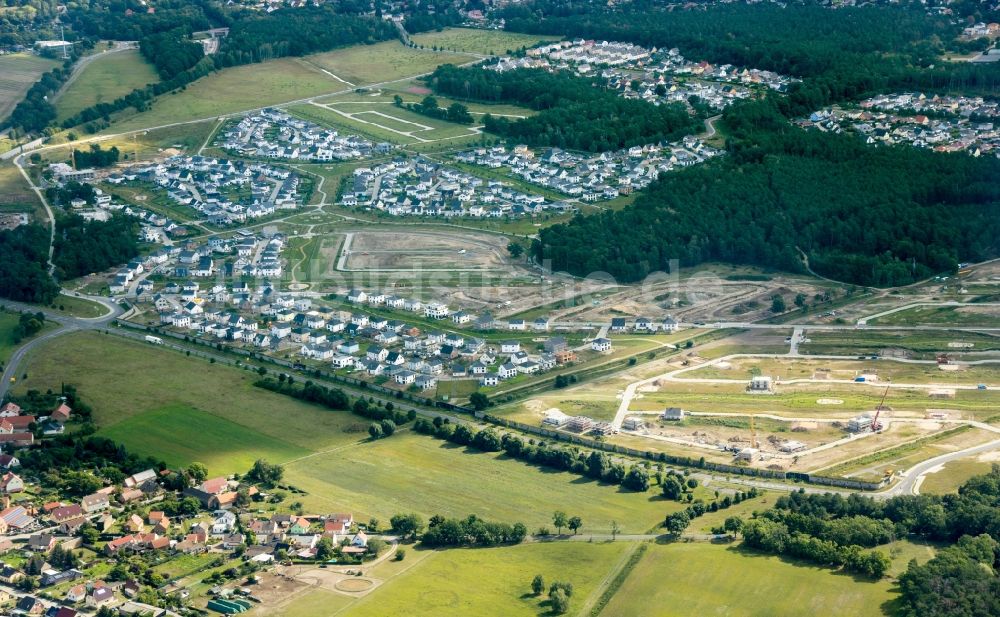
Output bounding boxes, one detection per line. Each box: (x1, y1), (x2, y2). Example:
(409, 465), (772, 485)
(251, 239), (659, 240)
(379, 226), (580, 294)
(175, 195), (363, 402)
(290, 103), (419, 145)
(41, 121), (217, 167)
(100, 58), (342, 133)
(870, 304), (1000, 327)
(55, 49), (159, 122)
(283, 431), (683, 533)
(601, 543), (897, 617)
(0, 161), (38, 210)
(800, 329), (1000, 359)
(409, 28), (562, 56)
(151, 552), (220, 581)
(0, 310), (54, 366)
(101, 404), (310, 475)
(347, 541), (629, 617)
(46, 294), (110, 318)
(918, 455), (1000, 494)
(266, 589), (355, 617)
(12, 331), (370, 453)
(305, 41), (468, 86)
(0, 53), (59, 123)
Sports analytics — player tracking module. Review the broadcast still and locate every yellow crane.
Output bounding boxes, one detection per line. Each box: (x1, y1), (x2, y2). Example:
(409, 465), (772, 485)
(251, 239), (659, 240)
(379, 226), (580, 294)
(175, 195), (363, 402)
(750, 414), (759, 449)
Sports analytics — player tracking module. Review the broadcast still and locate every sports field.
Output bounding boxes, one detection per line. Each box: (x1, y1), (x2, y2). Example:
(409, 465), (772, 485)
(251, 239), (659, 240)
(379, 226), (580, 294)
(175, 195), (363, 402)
(600, 543), (896, 617)
(55, 49), (159, 122)
(346, 541), (631, 617)
(409, 28), (562, 55)
(0, 53), (59, 123)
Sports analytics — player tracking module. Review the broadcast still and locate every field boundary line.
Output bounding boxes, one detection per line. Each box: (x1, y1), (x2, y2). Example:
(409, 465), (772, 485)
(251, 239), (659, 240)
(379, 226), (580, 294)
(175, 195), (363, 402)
(582, 541), (647, 617)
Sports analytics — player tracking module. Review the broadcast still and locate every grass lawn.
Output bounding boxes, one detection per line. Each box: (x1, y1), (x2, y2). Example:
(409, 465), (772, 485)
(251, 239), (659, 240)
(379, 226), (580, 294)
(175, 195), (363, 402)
(283, 431), (686, 534)
(45, 295), (109, 318)
(101, 404), (310, 474)
(0, 161), (37, 210)
(409, 28), (562, 56)
(152, 552), (222, 581)
(56, 50), (159, 122)
(0, 312), (23, 367)
(264, 589), (355, 617)
(919, 456), (999, 494)
(601, 543), (897, 617)
(347, 541), (629, 617)
(12, 331), (370, 453)
(0, 53), (59, 123)
(101, 58), (342, 133)
(0, 309), (61, 367)
(304, 41), (467, 86)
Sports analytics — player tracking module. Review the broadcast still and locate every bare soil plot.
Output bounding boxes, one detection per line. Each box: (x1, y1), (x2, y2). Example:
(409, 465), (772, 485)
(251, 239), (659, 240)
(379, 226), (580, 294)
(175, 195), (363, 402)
(343, 230), (509, 271)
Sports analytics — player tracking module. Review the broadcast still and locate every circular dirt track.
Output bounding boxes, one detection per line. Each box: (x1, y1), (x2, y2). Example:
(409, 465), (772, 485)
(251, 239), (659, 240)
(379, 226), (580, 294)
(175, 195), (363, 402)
(335, 578), (375, 592)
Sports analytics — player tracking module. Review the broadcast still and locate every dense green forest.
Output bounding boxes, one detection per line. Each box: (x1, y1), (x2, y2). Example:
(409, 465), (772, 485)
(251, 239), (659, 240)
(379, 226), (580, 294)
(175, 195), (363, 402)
(63, 0), (213, 41)
(139, 27), (204, 80)
(0, 224), (59, 304)
(213, 6), (396, 67)
(428, 65), (701, 151)
(53, 213), (139, 280)
(533, 100), (1000, 286)
(501, 2), (1000, 111)
(752, 467), (1000, 617)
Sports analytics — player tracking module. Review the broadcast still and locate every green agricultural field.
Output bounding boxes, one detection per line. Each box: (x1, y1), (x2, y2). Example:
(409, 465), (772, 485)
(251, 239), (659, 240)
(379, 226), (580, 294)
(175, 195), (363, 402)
(12, 331), (371, 453)
(101, 404), (310, 474)
(102, 58), (343, 133)
(601, 543), (897, 617)
(0, 53), (59, 123)
(56, 49), (159, 122)
(409, 28), (562, 55)
(347, 541), (630, 617)
(304, 41), (467, 86)
(283, 431), (684, 533)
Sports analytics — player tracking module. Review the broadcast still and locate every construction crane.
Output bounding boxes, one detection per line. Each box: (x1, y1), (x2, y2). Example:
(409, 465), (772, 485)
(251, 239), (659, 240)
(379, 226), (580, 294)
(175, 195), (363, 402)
(750, 414), (759, 449)
(871, 382), (890, 432)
